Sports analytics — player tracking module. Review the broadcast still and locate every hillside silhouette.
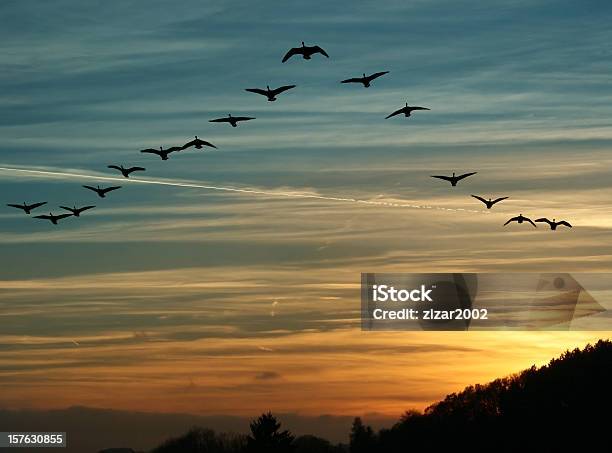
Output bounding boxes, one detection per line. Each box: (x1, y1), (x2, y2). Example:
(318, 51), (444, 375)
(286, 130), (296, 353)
(146, 340), (611, 453)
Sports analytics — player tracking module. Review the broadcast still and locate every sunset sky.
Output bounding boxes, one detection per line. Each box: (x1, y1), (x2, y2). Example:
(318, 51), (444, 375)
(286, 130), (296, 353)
(1, 0), (612, 444)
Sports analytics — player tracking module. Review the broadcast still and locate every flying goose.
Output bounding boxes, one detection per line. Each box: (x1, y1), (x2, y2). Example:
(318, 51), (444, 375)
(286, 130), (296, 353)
(7, 201), (47, 214)
(108, 165), (146, 178)
(504, 214), (537, 227)
(471, 195), (509, 209)
(341, 71), (389, 88)
(33, 212), (73, 225)
(245, 84), (296, 101)
(282, 42), (329, 62)
(431, 172), (477, 187)
(535, 218), (572, 230)
(385, 103), (430, 119)
(82, 185), (122, 198)
(181, 136), (217, 150)
(209, 114), (255, 127)
(60, 205), (95, 217)
(140, 146), (181, 160)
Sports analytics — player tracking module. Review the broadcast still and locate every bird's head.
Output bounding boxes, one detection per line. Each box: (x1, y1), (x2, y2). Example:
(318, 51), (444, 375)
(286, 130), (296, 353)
(195, 135), (198, 139)
(452, 172), (455, 177)
(266, 85), (270, 90)
(553, 218), (556, 222)
(363, 73), (366, 78)
(301, 41), (305, 47)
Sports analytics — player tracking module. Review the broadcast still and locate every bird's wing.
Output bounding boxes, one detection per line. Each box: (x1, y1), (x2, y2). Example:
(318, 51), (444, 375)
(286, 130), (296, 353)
(282, 47), (299, 62)
(526, 218), (537, 227)
(341, 77), (362, 84)
(181, 139), (196, 149)
(140, 148), (160, 154)
(56, 214), (73, 220)
(59, 206), (75, 212)
(431, 175), (452, 182)
(82, 185), (98, 192)
(79, 205), (96, 212)
(558, 221), (572, 228)
(128, 167), (146, 172)
(107, 165), (121, 171)
(504, 217), (519, 226)
(29, 201), (48, 209)
(312, 45), (329, 57)
(492, 197), (509, 204)
(367, 71), (389, 81)
(245, 88), (268, 96)
(33, 215), (52, 220)
(385, 107), (405, 119)
(456, 172), (477, 180)
(471, 195), (487, 204)
(272, 85), (296, 95)
(199, 140), (217, 148)
(102, 186), (122, 193)
(209, 118), (230, 123)
(166, 146), (182, 153)
(6, 204), (23, 209)
(535, 218), (552, 225)
(234, 116), (255, 121)
(409, 106), (431, 111)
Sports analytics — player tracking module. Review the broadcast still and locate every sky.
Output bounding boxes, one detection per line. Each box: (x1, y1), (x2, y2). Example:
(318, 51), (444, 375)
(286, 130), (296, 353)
(1, 0), (612, 447)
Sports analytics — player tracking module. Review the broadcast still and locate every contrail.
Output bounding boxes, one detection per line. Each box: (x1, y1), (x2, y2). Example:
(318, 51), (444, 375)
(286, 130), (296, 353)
(0, 166), (486, 214)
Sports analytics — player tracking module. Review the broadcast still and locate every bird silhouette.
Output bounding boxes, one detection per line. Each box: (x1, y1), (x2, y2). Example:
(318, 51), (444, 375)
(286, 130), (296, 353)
(60, 205), (95, 217)
(282, 42), (329, 62)
(33, 212), (73, 225)
(385, 103), (430, 119)
(431, 172), (477, 187)
(82, 185), (121, 198)
(341, 71), (389, 88)
(7, 201), (47, 214)
(471, 195), (509, 209)
(140, 146), (180, 160)
(504, 214), (537, 227)
(108, 165), (146, 178)
(245, 84), (296, 102)
(181, 136), (217, 150)
(536, 218), (572, 230)
(209, 114), (255, 127)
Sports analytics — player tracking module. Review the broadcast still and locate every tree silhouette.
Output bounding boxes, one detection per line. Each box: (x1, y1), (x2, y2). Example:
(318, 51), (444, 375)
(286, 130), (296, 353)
(349, 418), (376, 453)
(246, 412), (295, 453)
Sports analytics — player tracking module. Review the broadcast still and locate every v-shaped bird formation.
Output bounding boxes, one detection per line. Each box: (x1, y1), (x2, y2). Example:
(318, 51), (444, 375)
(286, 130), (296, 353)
(6, 41), (571, 232)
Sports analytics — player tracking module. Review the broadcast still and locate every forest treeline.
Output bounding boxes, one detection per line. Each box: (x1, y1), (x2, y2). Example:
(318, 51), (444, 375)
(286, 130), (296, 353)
(146, 340), (612, 453)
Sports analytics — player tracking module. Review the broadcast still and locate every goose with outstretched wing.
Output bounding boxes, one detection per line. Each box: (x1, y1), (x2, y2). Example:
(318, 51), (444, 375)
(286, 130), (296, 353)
(386, 103), (430, 119)
(504, 214), (537, 228)
(33, 212), (73, 225)
(7, 201), (47, 214)
(108, 165), (146, 178)
(431, 172), (477, 187)
(282, 42), (329, 62)
(471, 195), (509, 209)
(60, 205), (95, 217)
(181, 136), (217, 150)
(536, 218), (572, 230)
(209, 114), (255, 127)
(245, 85), (296, 101)
(82, 185), (122, 198)
(341, 71), (389, 88)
